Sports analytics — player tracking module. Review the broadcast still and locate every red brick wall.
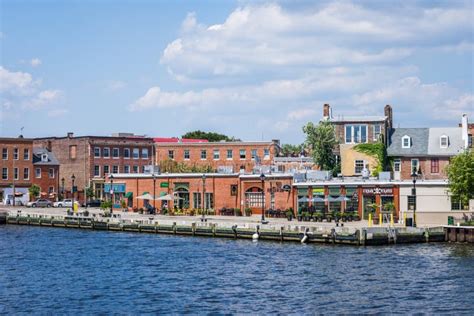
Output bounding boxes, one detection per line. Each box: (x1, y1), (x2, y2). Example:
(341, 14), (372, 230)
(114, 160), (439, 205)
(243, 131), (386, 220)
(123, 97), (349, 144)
(400, 157), (450, 180)
(0, 139), (33, 189)
(31, 165), (59, 201)
(155, 143), (275, 172)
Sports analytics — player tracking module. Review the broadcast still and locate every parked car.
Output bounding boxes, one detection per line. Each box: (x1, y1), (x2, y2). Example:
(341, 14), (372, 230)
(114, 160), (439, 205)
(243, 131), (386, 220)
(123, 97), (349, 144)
(26, 199), (52, 208)
(83, 199), (103, 208)
(53, 199), (73, 208)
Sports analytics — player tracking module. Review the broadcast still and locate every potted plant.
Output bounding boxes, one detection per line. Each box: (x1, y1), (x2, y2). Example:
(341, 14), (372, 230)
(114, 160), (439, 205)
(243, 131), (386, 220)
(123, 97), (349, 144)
(245, 208), (252, 216)
(234, 208), (242, 216)
(83, 210), (90, 217)
(314, 212), (323, 222)
(285, 209), (294, 221)
(138, 208), (144, 214)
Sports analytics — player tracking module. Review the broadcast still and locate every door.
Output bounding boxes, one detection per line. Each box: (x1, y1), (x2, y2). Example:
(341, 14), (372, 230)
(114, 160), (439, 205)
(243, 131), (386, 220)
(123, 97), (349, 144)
(393, 159), (401, 180)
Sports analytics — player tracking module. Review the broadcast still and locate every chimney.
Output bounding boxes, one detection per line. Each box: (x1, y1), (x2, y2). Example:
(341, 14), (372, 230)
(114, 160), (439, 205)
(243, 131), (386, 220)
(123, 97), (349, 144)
(384, 104), (393, 130)
(67, 132), (74, 138)
(323, 104), (331, 120)
(461, 114), (468, 149)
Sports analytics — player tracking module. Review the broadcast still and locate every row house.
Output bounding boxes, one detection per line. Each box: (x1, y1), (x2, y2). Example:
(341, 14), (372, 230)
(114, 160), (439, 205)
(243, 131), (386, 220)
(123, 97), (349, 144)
(387, 126), (468, 181)
(154, 138), (280, 173)
(0, 137), (59, 204)
(34, 133), (155, 203)
(322, 103), (393, 176)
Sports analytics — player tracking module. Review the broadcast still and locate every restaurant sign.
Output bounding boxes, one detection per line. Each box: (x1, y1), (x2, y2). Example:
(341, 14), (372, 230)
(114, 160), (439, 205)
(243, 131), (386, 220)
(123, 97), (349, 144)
(362, 187), (393, 195)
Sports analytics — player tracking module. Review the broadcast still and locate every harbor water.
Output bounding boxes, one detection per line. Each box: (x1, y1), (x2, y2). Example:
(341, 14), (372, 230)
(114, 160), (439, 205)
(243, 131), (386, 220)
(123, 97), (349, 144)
(1, 226), (473, 314)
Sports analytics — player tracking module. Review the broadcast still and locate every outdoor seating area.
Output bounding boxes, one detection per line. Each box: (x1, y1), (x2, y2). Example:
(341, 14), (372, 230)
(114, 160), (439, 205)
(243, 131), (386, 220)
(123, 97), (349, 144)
(296, 206), (361, 222)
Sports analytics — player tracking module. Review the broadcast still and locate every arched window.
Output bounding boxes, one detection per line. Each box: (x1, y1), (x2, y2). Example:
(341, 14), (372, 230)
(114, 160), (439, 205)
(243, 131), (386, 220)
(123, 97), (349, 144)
(402, 135), (411, 148)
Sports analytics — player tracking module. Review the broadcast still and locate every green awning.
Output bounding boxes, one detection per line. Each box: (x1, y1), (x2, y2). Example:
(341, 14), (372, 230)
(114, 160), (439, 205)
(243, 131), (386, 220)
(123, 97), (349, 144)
(160, 192), (166, 196)
(125, 192), (133, 198)
(143, 191), (149, 195)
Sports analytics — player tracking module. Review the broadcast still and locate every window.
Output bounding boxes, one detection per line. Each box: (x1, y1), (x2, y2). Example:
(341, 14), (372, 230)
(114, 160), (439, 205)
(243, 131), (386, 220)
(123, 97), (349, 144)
(201, 150), (207, 160)
(23, 168), (29, 180)
(213, 149), (220, 160)
(431, 158), (439, 173)
(230, 184), (238, 196)
(469, 135), (473, 148)
(35, 168), (41, 178)
(451, 197), (467, 210)
(94, 147), (101, 158)
(142, 148), (149, 159)
(354, 160), (364, 174)
(193, 192), (202, 209)
(133, 165), (138, 173)
(239, 149), (246, 159)
(49, 168), (55, 179)
(124, 148), (130, 159)
(373, 124), (382, 141)
(184, 150), (190, 160)
(411, 159), (419, 174)
(168, 150), (175, 160)
(2, 148), (8, 160)
(141, 166), (146, 173)
(2, 168), (7, 180)
(227, 149), (233, 159)
(69, 145), (77, 159)
(112, 148), (119, 158)
(41, 154), (48, 162)
(402, 135), (411, 148)
(264, 148), (270, 159)
(345, 125), (367, 143)
(133, 148), (139, 159)
(23, 148), (30, 160)
(393, 159), (401, 172)
(124, 165), (130, 173)
(113, 165), (119, 174)
(94, 165), (100, 177)
(408, 195), (416, 210)
(204, 192), (214, 209)
(103, 147), (110, 158)
(13, 148), (18, 160)
(49, 186), (54, 194)
(251, 149), (257, 160)
(440, 135), (448, 148)
(103, 165), (110, 175)
(14, 168), (19, 180)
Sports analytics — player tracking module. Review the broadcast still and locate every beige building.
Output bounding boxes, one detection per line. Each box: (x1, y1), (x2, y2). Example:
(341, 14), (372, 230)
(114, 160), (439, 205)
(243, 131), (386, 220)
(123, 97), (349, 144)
(340, 144), (378, 176)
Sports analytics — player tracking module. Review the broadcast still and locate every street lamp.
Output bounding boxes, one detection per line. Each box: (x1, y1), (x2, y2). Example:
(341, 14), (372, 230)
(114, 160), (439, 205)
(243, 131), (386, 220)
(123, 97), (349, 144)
(109, 174), (114, 215)
(153, 173), (156, 213)
(201, 174), (206, 222)
(260, 173), (266, 223)
(411, 169), (417, 227)
(61, 177), (65, 196)
(71, 174), (76, 211)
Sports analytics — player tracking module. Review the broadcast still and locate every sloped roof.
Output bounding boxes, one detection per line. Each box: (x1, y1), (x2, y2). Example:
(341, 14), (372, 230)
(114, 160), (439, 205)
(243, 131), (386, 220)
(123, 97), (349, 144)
(387, 128), (429, 157)
(33, 148), (59, 165)
(427, 128), (465, 156)
(328, 115), (387, 123)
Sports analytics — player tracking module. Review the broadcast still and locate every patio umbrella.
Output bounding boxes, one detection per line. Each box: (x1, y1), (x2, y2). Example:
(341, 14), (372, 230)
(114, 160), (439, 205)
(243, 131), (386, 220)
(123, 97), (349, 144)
(298, 197), (310, 203)
(334, 196), (350, 202)
(155, 194), (174, 201)
(136, 193), (155, 200)
(311, 196), (325, 202)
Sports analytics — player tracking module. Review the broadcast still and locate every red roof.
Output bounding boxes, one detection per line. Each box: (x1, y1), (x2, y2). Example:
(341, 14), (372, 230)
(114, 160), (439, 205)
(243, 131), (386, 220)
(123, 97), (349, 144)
(153, 137), (209, 143)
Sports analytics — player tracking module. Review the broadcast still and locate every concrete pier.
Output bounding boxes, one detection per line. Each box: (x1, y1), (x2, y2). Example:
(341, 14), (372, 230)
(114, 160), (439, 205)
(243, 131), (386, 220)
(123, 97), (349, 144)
(3, 208), (447, 246)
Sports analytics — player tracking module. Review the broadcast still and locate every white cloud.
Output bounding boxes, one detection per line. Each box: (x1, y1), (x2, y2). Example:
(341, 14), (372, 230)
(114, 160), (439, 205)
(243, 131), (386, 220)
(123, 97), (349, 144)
(0, 66), (37, 95)
(30, 58), (42, 67)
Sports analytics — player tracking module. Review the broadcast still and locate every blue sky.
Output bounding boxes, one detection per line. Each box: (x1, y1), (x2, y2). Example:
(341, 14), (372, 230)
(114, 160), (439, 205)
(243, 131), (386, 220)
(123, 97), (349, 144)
(1, 0), (473, 144)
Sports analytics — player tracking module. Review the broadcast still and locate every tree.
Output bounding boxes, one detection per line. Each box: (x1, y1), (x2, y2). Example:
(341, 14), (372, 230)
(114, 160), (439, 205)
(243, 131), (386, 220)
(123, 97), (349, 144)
(182, 130), (239, 142)
(85, 186), (95, 203)
(446, 151), (474, 206)
(280, 144), (304, 157)
(303, 121), (337, 171)
(28, 184), (40, 200)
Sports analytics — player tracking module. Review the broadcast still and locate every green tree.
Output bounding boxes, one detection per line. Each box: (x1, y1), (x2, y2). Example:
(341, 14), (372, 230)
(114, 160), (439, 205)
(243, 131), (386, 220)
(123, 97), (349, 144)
(28, 184), (40, 200)
(182, 130), (239, 142)
(303, 121), (337, 171)
(447, 151), (474, 206)
(280, 144), (304, 157)
(85, 186), (95, 203)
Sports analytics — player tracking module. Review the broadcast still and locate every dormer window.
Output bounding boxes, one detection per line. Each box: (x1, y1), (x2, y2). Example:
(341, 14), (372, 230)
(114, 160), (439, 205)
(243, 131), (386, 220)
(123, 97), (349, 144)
(440, 135), (449, 148)
(402, 135), (411, 148)
(41, 153), (48, 162)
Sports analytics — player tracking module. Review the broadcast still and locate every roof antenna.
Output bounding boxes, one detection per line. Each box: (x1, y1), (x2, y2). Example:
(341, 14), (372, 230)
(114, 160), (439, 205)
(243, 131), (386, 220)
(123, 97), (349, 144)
(20, 126), (24, 138)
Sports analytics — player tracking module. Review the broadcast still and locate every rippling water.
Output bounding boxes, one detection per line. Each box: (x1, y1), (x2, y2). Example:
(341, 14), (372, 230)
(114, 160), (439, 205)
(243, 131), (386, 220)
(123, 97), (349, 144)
(1, 226), (473, 314)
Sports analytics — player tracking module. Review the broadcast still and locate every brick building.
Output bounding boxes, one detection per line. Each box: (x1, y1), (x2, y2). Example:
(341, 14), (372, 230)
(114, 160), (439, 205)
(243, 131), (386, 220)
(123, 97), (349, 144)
(34, 133), (155, 203)
(322, 103), (393, 176)
(0, 137), (34, 205)
(387, 127), (467, 180)
(32, 148), (60, 200)
(106, 173), (294, 215)
(154, 139), (281, 173)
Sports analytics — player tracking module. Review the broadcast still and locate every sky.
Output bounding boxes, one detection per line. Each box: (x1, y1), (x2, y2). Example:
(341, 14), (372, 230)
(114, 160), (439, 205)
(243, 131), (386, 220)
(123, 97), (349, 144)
(1, 0), (473, 144)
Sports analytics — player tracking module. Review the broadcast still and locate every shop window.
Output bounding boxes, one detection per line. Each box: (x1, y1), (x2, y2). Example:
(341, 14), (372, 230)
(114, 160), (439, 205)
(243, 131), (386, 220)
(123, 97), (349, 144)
(193, 192), (202, 209)
(407, 195), (416, 210)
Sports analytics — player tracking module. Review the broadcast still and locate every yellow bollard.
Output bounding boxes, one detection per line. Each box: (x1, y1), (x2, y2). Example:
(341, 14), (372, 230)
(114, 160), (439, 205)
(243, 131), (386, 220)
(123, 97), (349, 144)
(368, 213), (372, 227)
(390, 214), (394, 227)
(404, 212), (407, 225)
(379, 213), (382, 226)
